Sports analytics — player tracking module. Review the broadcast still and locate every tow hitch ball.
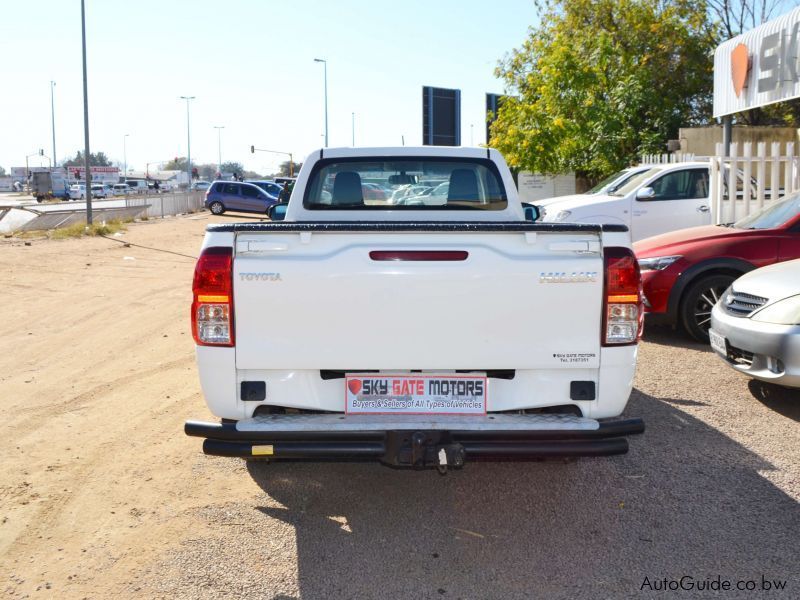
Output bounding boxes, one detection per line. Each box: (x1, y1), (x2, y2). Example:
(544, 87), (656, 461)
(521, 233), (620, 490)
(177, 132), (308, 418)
(384, 431), (466, 475)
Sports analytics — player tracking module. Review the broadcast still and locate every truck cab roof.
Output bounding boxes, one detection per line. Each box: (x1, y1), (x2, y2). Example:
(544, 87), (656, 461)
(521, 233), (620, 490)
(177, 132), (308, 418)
(285, 146), (524, 222)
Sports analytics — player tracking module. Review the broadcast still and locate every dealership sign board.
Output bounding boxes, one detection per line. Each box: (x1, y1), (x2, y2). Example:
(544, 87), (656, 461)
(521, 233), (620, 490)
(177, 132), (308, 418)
(66, 166), (120, 183)
(714, 7), (800, 117)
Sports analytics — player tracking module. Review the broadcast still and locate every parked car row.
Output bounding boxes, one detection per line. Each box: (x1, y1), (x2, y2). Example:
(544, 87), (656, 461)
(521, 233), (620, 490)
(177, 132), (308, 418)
(537, 162), (800, 390)
(65, 181), (183, 200)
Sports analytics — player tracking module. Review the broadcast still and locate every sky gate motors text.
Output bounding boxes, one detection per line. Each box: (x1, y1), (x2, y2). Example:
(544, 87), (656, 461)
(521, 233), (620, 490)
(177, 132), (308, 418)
(361, 378), (485, 397)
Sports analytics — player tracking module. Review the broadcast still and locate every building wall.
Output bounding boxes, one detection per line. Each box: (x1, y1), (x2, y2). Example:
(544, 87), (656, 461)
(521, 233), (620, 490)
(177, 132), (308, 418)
(679, 126), (800, 156)
(517, 171), (576, 202)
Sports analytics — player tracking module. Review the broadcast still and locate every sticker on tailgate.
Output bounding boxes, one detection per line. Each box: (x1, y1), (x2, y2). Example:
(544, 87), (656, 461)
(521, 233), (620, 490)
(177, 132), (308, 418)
(345, 374), (487, 415)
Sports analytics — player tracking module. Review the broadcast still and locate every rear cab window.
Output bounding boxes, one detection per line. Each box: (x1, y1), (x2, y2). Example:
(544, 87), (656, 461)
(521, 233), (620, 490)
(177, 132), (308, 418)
(303, 157), (508, 211)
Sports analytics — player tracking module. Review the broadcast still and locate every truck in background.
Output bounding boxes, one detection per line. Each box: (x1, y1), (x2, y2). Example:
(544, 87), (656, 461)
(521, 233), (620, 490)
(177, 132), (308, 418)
(30, 171), (70, 202)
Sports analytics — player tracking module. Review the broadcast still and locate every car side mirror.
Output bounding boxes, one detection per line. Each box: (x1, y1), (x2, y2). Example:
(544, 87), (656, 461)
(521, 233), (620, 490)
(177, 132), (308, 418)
(636, 187), (656, 200)
(267, 203), (288, 221)
(522, 203), (540, 222)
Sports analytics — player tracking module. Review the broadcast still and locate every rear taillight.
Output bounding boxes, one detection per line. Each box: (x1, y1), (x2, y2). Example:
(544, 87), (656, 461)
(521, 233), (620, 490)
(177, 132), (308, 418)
(191, 246), (234, 346)
(602, 247), (643, 346)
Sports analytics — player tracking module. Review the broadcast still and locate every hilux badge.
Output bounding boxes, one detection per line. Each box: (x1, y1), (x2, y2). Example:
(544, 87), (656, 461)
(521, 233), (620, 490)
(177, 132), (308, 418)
(539, 272), (597, 283)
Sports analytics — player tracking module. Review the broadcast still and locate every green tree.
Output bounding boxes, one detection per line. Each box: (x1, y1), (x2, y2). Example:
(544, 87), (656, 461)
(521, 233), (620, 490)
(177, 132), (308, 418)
(276, 160), (302, 177)
(221, 161), (245, 176)
(196, 163), (219, 180)
(490, 0), (716, 182)
(0, 166), (6, 177)
(63, 150), (112, 167)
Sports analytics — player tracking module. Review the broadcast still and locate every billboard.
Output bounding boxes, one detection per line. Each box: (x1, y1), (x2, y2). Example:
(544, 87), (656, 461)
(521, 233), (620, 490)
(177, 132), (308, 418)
(422, 86), (461, 146)
(714, 6), (800, 117)
(66, 166), (120, 183)
(485, 93), (506, 145)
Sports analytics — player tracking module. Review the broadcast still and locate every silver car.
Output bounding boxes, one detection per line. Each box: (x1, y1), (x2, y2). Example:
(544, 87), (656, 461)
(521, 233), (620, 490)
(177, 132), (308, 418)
(709, 259), (800, 388)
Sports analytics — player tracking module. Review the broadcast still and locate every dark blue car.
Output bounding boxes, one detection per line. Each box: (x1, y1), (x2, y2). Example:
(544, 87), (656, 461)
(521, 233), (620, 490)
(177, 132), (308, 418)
(204, 180), (279, 215)
(245, 180), (283, 198)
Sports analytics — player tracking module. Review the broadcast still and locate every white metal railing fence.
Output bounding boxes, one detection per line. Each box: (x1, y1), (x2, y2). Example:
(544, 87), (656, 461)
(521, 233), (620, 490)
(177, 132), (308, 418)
(640, 153), (699, 164)
(124, 191), (205, 219)
(710, 142), (799, 224)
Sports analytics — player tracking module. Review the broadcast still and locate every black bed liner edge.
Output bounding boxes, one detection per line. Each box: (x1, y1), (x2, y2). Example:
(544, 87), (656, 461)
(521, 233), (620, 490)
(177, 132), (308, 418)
(206, 221), (629, 233)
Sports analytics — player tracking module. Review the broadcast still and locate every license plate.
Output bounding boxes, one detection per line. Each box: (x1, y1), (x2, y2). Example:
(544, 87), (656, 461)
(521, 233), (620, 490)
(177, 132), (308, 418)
(709, 329), (727, 355)
(345, 374), (487, 415)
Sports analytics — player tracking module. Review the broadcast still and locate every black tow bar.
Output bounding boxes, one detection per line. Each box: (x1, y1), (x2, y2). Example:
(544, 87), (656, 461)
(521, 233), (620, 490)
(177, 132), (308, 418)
(185, 417), (645, 469)
(382, 431), (466, 472)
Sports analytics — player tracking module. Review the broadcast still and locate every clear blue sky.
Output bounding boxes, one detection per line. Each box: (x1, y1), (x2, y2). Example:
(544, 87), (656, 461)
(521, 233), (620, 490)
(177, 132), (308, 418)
(1, 0), (537, 175)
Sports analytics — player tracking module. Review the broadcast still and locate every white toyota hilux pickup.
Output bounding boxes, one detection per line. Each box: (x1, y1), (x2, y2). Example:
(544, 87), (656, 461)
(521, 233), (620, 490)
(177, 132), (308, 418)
(185, 146), (644, 470)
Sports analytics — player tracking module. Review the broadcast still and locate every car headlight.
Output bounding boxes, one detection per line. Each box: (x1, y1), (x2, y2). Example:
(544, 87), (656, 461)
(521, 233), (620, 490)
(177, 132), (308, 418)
(637, 255), (682, 272)
(751, 294), (800, 325)
(552, 210), (572, 222)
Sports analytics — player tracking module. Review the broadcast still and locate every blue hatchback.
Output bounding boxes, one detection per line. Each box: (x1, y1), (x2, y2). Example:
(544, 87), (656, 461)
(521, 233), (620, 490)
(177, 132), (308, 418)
(204, 180), (279, 215)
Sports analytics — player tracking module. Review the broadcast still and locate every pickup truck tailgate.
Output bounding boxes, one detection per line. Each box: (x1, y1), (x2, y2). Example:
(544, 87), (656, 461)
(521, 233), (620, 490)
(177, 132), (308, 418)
(232, 227), (604, 371)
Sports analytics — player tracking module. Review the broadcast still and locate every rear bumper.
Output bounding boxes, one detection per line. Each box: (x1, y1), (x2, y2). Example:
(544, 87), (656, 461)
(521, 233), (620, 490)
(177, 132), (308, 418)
(185, 413), (645, 468)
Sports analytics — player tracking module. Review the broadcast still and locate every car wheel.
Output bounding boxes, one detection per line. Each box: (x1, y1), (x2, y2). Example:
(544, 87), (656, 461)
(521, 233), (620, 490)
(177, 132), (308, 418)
(680, 273), (735, 342)
(209, 201), (225, 215)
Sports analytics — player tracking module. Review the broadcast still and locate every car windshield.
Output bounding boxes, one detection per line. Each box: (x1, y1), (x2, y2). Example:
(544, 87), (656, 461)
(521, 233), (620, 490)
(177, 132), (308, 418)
(608, 168), (660, 196)
(304, 158), (507, 210)
(733, 193), (800, 229)
(249, 181), (277, 195)
(587, 169), (628, 194)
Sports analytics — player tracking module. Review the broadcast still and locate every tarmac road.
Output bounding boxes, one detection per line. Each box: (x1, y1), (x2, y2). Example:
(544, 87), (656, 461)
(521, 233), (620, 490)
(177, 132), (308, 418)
(1, 213), (798, 599)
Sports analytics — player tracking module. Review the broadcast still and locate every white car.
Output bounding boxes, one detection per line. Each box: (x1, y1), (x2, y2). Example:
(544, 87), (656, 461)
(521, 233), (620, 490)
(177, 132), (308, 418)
(69, 184), (86, 200)
(710, 259), (800, 388)
(112, 183), (131, 196)
(537, 166), (652, 208)
(125, 180), (148, 194)
(184, 146), (645, 470)
(541, 162), (716, 241)
(90, 184), (108, 199)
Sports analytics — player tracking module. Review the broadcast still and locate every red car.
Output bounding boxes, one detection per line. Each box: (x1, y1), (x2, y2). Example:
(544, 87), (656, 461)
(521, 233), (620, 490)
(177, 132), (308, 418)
(633, 194), (800, 341)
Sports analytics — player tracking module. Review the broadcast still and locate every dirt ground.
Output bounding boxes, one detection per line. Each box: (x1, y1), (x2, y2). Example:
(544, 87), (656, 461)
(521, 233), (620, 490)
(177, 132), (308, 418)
(2, 213), (799, 599)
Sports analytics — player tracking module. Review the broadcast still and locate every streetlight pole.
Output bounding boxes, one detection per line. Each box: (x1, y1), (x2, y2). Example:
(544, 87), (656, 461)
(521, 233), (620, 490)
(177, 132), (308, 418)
(180, 96), (195, 187)
(50, 81), (57, 169)
(313, 58), (328, 147)
(80, 0), (92, 224)
(214, 126), (224, 173)
(123, 134), (129, 183)
(352, 112), (355, 146)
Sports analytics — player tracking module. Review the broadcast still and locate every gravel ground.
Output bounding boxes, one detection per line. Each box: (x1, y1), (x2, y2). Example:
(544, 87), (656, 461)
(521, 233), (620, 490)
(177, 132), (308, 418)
(1, 213), (799, 599)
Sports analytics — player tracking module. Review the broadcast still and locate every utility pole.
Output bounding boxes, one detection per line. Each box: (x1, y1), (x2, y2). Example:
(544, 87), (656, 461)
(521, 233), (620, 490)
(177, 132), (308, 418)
(352, 112), (355, 146)
(123, 134), (129, 182)
(180, 96), (195, 187)
(50, 81), (57, 169)
(214, 126), (224, 173)
(80, 0), (92, 224)
(313, 58), (328, 147)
